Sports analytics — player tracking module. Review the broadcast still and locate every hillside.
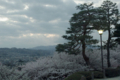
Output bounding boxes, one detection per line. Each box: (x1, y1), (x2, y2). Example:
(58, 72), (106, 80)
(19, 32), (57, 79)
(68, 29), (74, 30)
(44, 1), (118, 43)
(32, 45), (56, 51)
(0, 47), (53, 68)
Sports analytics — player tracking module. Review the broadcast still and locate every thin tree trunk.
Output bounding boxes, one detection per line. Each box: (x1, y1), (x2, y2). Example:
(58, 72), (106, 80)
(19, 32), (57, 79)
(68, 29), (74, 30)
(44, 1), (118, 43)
(82, 41), (90, 65)
(107, 29), (111, 67)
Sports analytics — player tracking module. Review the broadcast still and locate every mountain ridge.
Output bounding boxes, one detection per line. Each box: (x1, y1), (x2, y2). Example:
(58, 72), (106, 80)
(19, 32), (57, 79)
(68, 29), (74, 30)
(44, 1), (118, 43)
(31, 45), (56, 51)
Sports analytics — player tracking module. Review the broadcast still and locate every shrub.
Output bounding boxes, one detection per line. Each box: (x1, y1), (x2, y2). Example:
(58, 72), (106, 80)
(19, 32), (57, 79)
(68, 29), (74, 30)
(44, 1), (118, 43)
(116, 66), (120, 69)
(94, 71), (103, 78)
(78, 71), (92, 80)
(64, 72), (84, 80)
(105, 68), (120, 78)
(64, 71), (103, 80)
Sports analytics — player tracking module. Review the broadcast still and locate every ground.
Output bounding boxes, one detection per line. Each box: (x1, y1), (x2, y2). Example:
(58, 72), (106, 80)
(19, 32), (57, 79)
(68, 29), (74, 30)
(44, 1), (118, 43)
(95, 76), (120, 80)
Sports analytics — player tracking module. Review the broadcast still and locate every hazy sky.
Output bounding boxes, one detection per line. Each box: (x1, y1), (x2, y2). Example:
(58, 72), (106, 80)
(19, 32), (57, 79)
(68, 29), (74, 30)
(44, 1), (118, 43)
(0, 0), (120, 48)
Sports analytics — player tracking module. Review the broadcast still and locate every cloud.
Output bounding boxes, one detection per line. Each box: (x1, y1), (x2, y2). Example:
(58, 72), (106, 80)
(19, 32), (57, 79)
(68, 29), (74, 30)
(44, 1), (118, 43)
(0, 0), (119, 48)
(0, 33), (62, 48)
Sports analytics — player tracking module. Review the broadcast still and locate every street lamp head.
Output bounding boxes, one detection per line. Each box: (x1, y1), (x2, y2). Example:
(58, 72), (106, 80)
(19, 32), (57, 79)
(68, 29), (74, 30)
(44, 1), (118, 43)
(98, 30), (103, 35)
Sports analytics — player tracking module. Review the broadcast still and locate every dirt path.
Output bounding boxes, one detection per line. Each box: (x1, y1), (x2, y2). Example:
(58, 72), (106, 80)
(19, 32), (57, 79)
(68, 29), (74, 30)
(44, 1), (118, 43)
(94, 76), (120, 80)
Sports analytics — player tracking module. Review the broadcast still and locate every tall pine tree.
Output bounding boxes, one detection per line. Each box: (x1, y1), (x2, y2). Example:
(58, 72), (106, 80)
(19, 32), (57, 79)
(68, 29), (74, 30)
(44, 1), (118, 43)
(100, 0), (119, 67)
(113, 24), (120, 44)
(56, 3), (98, 65)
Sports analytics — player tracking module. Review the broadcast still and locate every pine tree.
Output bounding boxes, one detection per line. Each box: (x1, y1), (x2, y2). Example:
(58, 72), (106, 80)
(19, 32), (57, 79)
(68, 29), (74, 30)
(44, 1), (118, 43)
(100, 0), (120, 67)
(113, 24), (120, 44)
(56, 3), (98, 65)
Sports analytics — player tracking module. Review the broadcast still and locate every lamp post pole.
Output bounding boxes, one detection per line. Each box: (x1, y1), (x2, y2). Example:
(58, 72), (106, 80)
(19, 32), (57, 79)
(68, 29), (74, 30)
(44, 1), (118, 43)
(98, 30), (105, 78)
(100, 34), (104, 71)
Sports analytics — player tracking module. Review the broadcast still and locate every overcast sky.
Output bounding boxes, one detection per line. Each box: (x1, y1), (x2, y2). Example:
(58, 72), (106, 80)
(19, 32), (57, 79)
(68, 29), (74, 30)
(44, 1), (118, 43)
(0, 0), (120, 48)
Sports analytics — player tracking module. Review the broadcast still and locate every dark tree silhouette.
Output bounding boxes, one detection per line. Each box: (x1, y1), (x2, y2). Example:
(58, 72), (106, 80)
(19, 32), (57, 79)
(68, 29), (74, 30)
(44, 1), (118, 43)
(56, 3), (98, 65)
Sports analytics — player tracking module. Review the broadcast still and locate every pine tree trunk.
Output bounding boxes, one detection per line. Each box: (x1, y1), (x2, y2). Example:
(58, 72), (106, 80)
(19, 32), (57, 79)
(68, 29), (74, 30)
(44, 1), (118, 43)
(82, 41), (90, 65)
(107, 29), (111, 67)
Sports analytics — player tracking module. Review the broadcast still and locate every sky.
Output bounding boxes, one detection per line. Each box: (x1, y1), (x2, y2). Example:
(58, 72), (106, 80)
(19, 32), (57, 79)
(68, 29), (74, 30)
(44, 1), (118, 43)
(0, 0), (120, 48)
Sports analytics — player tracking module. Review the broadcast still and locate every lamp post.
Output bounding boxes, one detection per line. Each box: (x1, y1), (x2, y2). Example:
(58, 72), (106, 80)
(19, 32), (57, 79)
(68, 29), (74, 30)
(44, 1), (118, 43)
(98, 30), (105, 78)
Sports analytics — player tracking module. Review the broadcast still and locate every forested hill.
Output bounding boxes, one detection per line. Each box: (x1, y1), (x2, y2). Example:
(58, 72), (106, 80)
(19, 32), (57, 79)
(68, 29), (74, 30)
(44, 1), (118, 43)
(32, 45), (56, 51)
(0, 48), (54, 67)
(0, 48), (53, 56)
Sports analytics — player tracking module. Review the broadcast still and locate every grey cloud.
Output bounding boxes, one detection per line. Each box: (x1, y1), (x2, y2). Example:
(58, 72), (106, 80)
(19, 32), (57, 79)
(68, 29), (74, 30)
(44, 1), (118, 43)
(0, 0), (119, 48)
(0, 0), (24, 10)
(3, 0), (76, 35)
